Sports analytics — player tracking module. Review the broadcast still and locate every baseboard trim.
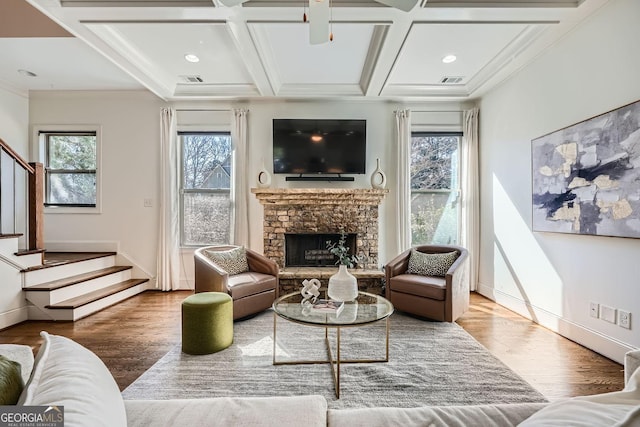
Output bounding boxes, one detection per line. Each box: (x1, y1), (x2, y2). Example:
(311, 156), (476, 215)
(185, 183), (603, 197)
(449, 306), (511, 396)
(175, 279), (193, 291)
(0, 306), (29, 330)
(476, 282), (635, 364)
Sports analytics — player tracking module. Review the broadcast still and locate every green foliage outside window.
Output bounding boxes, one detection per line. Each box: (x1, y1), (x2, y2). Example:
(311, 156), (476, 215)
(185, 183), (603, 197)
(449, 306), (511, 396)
(410, 134), (460, 246)
(180, 133), (232, 246)
(45, 133), (97, 206)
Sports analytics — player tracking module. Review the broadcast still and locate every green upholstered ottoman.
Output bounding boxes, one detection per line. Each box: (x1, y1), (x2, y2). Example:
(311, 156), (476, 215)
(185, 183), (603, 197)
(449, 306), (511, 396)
(182, 292), (233, 355)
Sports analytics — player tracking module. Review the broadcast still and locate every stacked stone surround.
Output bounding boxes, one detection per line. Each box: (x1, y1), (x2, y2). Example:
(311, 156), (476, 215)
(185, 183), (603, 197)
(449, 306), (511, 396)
(252, 188), (388, 295)
(252, 188), (387, 268)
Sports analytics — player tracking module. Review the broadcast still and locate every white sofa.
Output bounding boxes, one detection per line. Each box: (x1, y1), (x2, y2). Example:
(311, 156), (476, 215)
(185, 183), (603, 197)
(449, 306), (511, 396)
(1, 333), (639, 427)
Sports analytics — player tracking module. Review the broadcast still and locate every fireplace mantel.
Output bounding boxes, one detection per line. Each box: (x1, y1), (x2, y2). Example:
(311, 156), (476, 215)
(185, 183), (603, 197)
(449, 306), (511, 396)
(251, 187), (388, 270)
(251, 188), (388, 206)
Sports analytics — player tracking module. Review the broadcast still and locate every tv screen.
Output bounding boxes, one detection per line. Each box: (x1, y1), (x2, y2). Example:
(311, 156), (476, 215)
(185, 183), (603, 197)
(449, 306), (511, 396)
(273, 119), (366, 174)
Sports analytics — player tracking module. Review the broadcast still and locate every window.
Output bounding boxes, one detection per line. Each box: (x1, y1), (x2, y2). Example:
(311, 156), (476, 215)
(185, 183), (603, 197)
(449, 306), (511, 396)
(180, 132), (232, 246)
(410, 132), (461, 245)
(43, 131), (97, 207)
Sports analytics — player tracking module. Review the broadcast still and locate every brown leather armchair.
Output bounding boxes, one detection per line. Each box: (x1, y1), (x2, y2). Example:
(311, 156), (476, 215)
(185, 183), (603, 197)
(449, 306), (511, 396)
(194, 245), (279, 320)
(385, 244), (469, 322)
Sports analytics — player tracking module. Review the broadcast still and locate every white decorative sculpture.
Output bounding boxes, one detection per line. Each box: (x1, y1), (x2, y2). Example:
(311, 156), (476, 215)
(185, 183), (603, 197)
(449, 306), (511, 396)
(257, 158), (272, 188)
(301, 278), (321, 306)
(370, 158), (387, 189)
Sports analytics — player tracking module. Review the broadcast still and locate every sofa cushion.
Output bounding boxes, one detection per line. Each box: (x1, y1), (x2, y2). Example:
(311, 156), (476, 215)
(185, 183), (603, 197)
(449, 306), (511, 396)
(407, 250), (458, 277)
(228, 272), (277, 300)
(125, 395), (327, 427)
(389, 274), (446, 300)
(328, 403), (547, 427)
(18, 332), (126, 427)
(625, 349), (640, 385)
(517, 401), (640, 426)
(518, 364), (640, 426)
(0, 354), (24, 405)
(0, 344), (34, 384)
(204, 246), (249, 275)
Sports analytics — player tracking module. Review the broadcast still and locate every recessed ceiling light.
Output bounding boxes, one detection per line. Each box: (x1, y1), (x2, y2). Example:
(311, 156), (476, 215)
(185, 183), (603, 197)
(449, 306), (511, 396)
(184, 54), (200, 63)
(442, 55), (457, 64)
(18, 69), (37, 77)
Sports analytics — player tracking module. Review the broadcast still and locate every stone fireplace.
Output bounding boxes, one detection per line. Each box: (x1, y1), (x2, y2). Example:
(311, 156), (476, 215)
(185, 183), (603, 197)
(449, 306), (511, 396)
(252, 188), (388, 295)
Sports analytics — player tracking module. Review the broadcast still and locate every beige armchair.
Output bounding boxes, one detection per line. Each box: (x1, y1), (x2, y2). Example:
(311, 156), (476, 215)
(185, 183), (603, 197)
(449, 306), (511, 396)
(385, 244), (469, 322)
(194, 245), (279, 320)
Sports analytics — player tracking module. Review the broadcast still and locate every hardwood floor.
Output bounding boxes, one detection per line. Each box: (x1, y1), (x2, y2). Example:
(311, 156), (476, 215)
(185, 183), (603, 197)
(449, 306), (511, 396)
(0, 291), (624, 400)
(458, 293), (625, 400)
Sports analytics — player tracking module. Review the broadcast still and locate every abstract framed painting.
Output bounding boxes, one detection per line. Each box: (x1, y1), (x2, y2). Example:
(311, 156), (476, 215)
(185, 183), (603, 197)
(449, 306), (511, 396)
(531, 99), (640, 238)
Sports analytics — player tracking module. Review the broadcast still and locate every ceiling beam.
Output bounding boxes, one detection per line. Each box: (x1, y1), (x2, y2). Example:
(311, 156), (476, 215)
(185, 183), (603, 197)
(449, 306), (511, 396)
(362, 16), (411, 97)
(225, 18), (276, 97)
(24, 0), (177, 99)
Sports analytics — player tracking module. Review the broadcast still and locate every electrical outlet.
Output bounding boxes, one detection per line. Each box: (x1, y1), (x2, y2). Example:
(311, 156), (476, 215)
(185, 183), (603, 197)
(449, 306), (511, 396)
(590, 302), (599, 318)
(600, 305), (616, 324)
(144, 198), (153, 207)
(618, 310), (631, 329)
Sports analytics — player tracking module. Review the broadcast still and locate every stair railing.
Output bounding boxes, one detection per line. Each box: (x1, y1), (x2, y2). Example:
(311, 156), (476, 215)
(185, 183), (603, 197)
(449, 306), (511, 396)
(0, 138), (44, 251)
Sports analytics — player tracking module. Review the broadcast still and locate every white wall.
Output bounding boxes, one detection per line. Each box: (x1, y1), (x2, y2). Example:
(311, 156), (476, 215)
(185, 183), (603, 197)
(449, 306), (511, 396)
(29, 91), (165, 281)
(246, 101), (396, 258)
(0, 85), (30, 328)
(478, 0), (640, 363)
(0, 86), (29, 157)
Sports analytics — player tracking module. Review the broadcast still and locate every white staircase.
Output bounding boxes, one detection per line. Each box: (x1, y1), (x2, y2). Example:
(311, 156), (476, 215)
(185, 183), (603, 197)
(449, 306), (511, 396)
(1, 234), (150, 322)
(23, 252), (150, 321)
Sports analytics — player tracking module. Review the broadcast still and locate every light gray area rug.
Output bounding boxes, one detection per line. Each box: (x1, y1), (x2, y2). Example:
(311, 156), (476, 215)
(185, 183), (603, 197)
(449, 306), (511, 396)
(123, 310), (547, 409)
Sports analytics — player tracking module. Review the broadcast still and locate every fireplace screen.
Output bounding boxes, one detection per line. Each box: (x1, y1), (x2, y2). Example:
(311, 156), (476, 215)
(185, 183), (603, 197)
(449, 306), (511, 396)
(285, 233), (356, 267)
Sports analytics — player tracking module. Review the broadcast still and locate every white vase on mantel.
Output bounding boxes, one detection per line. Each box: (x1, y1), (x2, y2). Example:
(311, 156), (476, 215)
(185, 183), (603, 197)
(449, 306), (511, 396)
(327, 265), (358, 302)
(256, 158), (272, 188)
(370, 158), (387, 189)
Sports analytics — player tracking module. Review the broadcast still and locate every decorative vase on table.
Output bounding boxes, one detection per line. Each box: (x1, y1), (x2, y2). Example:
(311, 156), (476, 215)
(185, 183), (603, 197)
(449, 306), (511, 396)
(327, 264), (358, 302)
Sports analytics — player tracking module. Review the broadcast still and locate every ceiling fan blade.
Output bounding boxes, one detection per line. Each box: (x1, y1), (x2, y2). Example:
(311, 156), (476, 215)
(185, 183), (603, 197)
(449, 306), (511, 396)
(309, 0), (330, 45)
(374, 0), (418, 12)
(219, 0), (249, 6)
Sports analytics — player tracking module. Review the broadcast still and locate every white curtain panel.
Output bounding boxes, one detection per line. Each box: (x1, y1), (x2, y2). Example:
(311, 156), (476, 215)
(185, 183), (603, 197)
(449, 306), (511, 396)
(157, 107), (180, 291)
(231, 109), (250, 247)
(395, 109), (412, 253)
(461, 108), (480, 291)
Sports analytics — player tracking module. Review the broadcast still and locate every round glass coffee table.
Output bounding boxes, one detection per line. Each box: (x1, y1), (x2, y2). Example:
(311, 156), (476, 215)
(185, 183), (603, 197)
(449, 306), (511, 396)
(272, 291), (394, 398)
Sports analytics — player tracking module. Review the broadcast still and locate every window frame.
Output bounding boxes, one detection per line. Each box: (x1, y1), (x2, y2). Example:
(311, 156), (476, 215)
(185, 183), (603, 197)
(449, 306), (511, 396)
(44, 131), (97, 208)
(32, 125), (102, 214)
(410, 131), (463, 246)
(178, 130), (233, 248)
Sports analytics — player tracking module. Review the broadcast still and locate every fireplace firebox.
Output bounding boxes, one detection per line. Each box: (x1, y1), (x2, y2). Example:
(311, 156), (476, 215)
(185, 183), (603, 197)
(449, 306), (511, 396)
(285, 233), (357, 267)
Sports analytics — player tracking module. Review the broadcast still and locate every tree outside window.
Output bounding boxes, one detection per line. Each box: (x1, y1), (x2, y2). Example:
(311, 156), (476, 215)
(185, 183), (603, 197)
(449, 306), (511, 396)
(180, 132), (232, 246)
(410, 133), (461, 245)
(44, 132), (97, 207)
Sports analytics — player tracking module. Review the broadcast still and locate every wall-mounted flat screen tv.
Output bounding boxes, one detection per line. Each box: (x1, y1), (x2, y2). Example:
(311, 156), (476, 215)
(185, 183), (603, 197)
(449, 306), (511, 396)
(273, 119), (366, 174)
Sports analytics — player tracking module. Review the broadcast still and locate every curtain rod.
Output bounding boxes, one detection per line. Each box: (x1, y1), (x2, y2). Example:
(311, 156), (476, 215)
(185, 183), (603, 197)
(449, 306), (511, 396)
(408, 110), (463, 113)
(175, 108), (231, 112)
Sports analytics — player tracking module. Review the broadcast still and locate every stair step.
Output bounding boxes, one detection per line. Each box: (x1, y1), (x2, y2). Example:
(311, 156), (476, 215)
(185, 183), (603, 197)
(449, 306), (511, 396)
(25, 266), (133, 292)
(46, 279), (149, 310)
(22, 252), (117, 272)
(15, 248), (45, 256)
(0, 234), (22, 239)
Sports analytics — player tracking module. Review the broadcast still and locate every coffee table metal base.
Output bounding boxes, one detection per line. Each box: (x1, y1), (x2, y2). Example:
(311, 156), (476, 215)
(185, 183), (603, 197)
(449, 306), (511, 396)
(272, 312), (390, 398)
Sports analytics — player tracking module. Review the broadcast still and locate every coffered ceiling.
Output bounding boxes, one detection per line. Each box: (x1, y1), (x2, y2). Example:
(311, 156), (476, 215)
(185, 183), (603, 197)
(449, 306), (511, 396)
(0, 0), (609, 101)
